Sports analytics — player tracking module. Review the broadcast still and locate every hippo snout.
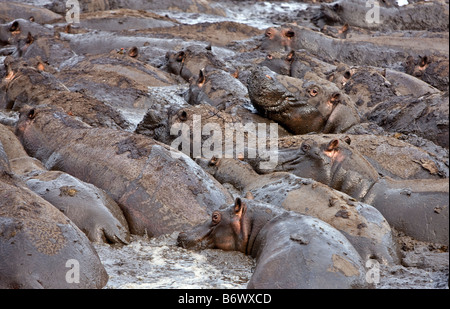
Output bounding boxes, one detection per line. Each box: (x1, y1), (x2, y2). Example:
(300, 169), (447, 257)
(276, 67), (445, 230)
(176, 232), (190, 248)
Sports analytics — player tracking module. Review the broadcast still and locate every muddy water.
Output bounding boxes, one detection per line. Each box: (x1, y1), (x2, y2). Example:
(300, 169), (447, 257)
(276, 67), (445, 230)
(93, 233), (255, 289)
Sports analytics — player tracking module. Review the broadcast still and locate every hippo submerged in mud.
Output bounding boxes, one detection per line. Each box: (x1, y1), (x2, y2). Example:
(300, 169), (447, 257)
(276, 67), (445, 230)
(178, 197), (369, 289)
(196, 156), (400, 265)
(255, 136), (449, 245)
(15, 105), (233, 236)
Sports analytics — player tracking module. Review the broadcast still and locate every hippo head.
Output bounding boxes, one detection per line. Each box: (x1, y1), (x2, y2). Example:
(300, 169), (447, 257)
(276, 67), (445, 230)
(276, 136), (379, 199)
(260, 27), (297, 52)
(177, 197), (251, 253)
(165, 45), (221, 82)
(248, 66), (359, 134)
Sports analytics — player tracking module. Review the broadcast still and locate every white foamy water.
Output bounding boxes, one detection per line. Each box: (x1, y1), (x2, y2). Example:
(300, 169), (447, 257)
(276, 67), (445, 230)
(94, 233), (255, 289)
(155, 2), (308, 30)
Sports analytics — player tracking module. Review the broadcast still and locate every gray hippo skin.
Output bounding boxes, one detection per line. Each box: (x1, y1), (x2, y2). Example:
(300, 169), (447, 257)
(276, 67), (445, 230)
(264, 136), (449, 245)
(25, 171), (131, 244)
(178, 198), (369, 289)
(247, 66), (360, 135)
(0, 174), (108, 289)
(196, 157), (400, 265)
(315, 0), (449, 31)
(15, 105), (233, 236)
(0, 123), (130, 244)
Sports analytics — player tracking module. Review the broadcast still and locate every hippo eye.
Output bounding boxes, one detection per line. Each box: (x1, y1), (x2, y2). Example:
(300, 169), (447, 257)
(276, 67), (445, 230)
(301, 143), (311, 152)
(212, 212), (221, 225)
(308, 88), (319, 97)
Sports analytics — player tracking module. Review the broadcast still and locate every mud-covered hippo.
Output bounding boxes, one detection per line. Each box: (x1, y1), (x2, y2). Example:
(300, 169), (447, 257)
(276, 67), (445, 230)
(196, 156), (400, 264)
(1, 59), (131, 130)
(25, 171), (131, 244)
(0, 123), (131, 244)
(15, 105), (233, 236)
(184, 67), (249, 110)
(165, 45), (225, 83)
(178, 197), (369, 289)
(0, 173), (108, 289)
(314, 0), (449, 31)
(404, 55), (449, 92)
(259, 136), (449, 245)
(248, 65), (360, 134)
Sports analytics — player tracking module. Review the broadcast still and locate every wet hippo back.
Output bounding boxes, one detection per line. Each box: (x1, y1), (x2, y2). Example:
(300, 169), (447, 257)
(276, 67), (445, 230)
(248, 212), (368, 289)
(0, 174), (108, 288)
(15, 105), (233, 236)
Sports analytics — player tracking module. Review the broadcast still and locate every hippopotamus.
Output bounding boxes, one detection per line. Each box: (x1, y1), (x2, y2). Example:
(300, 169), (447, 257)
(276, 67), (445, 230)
(165, 45), (226, 83)
(25, 171), (131, 244)
(0, 123), (131, 244)
(260, 50), (336, 80)
(261, 25), (447, 70)
(404, 55), (449, 92)
(0, 2), (62, 24)
(1, 58), (131, 130)
(184, 67), (249, 110)
(367, 92), (449, 149)
(15, 105), (233, 236)
(257, 136), (449, 245)
(314, 0), (449, 31)
(196, 156), (400, 265)
(178, 197), (369, 289)
(0, 173), (108, 289)
(247, 65), (360, 135)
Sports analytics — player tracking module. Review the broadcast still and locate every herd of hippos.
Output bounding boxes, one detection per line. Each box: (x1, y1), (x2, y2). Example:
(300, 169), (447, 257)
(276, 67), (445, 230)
(0, 0), (449, 289)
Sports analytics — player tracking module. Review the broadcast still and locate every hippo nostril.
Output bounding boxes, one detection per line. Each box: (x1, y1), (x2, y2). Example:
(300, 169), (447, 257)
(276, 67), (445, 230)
(178, 110), (188, 121)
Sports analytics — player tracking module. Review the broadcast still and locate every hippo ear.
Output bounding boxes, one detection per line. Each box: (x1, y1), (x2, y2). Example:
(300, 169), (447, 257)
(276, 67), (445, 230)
(234, 197), (247, 217)
(27, 108), (36, 120)
(326, 139), (339, 152)
(330, 93), (341, 104)
(197, 69), (205, 87)
(286, 50), (295, 62)
(209, 156), (219, 166)
(419, 56), (429, 68)
(343, 136), (351, 145)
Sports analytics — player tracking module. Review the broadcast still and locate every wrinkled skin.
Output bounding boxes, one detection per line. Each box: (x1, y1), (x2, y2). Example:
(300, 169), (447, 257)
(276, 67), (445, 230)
(196, 157), (401, 265)
(15, 105), (233, 236)
(0, 173), (108, 289)
(248, 66), (360, 134)
(259, 136), (449, 244)
(178, 198), (369, 289)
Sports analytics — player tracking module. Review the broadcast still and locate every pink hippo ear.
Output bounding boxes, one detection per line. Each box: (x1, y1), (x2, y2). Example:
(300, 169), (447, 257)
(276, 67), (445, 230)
(234, 197), (247, 217)
(326, 139), (340, 152)
(197, 69), (206, 88)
